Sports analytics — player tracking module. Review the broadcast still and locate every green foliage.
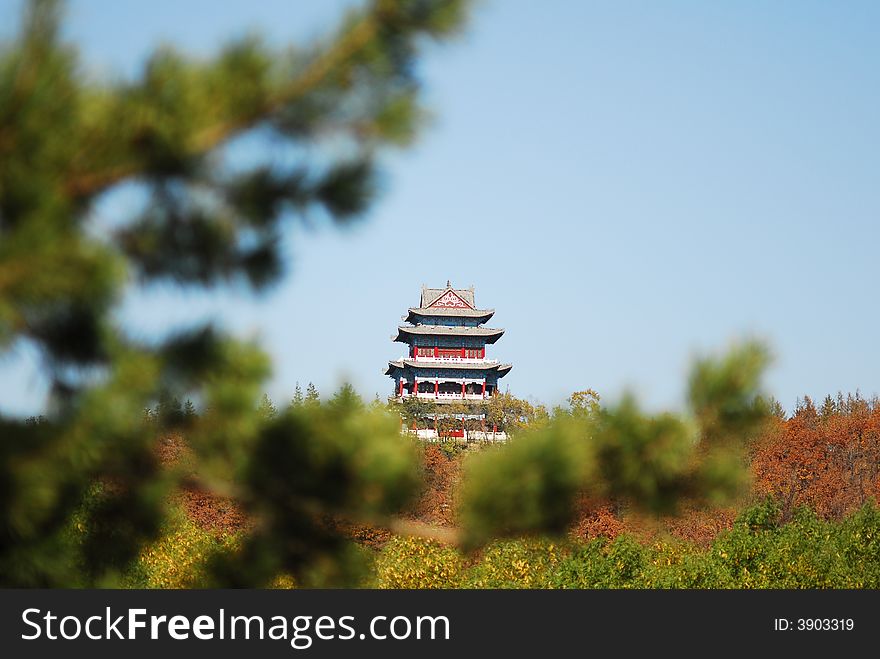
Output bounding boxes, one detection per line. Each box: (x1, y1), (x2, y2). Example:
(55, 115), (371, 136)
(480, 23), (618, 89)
(764, 395), (787, 420)
(459, 419), (594, 547)
(435, 439), (467, 459)
(398, 396), (436, 427)
(708, 501), (880, 589)
(305, 382), (320, 405)
(591, 396), (699, 512)
(210, 395), (422, 586)
(374, 500), (880, 589)
(0, 0), (472, 587)
(567, 389), (601, 419)
(458, 341), (771, 547)
(122, 509), (239, 589)
(551, 536), (649, 589)
(687, 341), (770, 446)
(328, 382), (362, 411)
(291, 382), (304, 407)
(3, 0), (838, 592)
(257, 393), (277, 420)
(465, 538), (566, 588)
(485, 392), (545, 433)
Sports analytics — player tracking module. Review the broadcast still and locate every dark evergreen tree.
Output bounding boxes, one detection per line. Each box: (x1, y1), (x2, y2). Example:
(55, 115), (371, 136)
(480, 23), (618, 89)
(291, 382), (304, 407)
(0, 0), (772, 587)
(183, 399), (198, 420)
(305, 382), (320, 406)
(257, 393), (277, 420)
(0, 0), (473, 587)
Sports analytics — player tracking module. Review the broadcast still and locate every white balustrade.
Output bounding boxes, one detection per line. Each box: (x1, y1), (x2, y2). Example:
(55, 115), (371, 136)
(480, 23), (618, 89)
(404, 356), (499, 365)
(401, 392), (489, 400)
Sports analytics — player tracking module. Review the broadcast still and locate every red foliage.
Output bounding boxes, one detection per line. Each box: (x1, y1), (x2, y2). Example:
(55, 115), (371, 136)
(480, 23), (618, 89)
(410, 444), (460, 527)
(156, 396), (880, 548)
(568, 398), (880, 544)
(180, 489), (248, 534)
(571, 498), (628, 541)
(155, 432), (248, 534)
(751, 398), (880, 520)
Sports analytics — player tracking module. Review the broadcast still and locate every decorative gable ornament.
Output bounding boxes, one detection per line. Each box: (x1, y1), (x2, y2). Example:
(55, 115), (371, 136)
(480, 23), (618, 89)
(429, 290), (472, 309)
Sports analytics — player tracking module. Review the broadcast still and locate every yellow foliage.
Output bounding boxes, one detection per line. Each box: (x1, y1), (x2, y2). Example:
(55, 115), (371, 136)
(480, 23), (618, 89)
(128, 514), (240, 589)
(375, 536), (464, 588)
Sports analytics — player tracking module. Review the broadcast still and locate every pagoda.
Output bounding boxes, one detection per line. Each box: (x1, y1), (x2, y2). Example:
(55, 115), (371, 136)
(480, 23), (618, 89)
(385, 282), (512, 403)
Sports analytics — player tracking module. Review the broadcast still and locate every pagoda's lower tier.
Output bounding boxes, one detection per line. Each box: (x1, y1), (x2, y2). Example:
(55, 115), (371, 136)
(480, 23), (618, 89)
(385, 359), (512, 403)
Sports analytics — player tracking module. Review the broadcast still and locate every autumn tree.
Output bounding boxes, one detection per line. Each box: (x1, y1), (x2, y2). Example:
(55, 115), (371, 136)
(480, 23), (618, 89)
(459, 342), (771, 547)
(485, 391), (548, 434)
(751, 392), (880, 521)
(567, 389), (601, 418)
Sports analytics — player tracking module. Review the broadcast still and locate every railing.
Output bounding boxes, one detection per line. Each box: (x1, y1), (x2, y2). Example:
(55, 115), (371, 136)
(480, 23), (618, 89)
(404, 356), (499, 365)
(405, 392), (488, 400)
(403, 428), (509, 443)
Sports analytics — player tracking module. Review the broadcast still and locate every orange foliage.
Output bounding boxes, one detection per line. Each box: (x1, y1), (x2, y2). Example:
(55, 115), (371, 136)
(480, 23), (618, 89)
(157, 396), (880, 549)
(571, 498), (628, 541)
(569, 396), (880, 545)
(410, 444), (461, 527)
(751, 396), (880, 520)
(156, 432), (248, 534)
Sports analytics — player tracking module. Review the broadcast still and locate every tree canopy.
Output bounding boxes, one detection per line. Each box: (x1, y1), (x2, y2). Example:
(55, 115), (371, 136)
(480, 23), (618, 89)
(0, 0), (472, 586)
(0, 0), (772, 587)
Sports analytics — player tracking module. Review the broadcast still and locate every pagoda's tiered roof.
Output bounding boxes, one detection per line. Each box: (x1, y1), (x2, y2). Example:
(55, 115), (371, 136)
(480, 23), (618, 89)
(405, 306), (495, 323)
(420, 286), (474, 308)
(385, 359), (513, 375)
(398, 284), (495, 324)
(386, 283), (513, 388)
(393, 325), (505, 343)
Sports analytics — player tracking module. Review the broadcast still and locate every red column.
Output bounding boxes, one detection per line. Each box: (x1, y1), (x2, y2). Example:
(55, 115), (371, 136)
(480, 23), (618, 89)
(461, 347), (466, 359)
(434, 380), (438, 397)
(461, 381), (466, 398)
(413, 378), (417, 397)
(434, 346), (438, 358)
(399, 379), (404, 397)
(481, 347), (485, 359)
(481, 380), (486, 397)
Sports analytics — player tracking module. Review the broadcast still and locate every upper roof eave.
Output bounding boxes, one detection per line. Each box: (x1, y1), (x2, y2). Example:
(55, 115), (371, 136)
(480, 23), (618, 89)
(406, 307), (495, 321)
(387, 359), (513, 372)
(394, 325), (505, 343)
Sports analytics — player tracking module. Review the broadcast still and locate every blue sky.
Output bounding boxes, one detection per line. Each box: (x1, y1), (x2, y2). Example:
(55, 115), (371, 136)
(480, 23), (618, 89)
(2, 0), (879, 415)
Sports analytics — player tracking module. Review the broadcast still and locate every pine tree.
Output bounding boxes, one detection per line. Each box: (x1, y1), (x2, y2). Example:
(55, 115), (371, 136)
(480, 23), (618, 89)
(765, 395), (787, 420)
(821, 394), (837, 421)
(0, 0), (774, 587)
(330, 383), (362, 409)
(291, 382), (304, 407)
(257, 393), (277, 420)
(0, 0), (473, 587)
